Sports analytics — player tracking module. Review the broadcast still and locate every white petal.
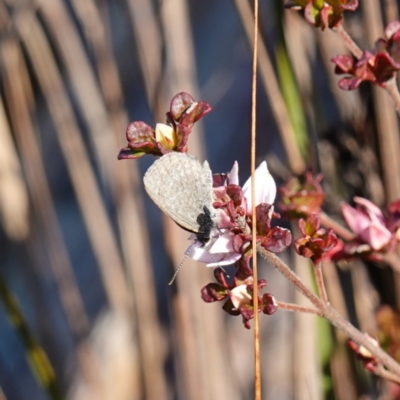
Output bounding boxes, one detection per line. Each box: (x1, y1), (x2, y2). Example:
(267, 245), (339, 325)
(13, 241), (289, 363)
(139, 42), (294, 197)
(205, 252), (242, 267)
(208, 232), (235, 254)
(187, 242), (215, 263)
(242, 161), (276, 213)
(227, 161), (239, 185)
(186, 237), (242, 267)
(230, 285), (252, 309)
(155, 123), (174, 142)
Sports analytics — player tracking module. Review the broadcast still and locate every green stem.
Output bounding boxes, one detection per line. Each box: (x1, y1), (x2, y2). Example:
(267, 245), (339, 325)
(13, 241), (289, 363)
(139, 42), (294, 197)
(0, 273), (63, 400)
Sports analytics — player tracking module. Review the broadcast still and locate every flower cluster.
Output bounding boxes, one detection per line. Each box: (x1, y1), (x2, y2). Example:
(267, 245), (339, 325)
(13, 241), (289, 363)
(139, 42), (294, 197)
(189, 161), (291, 268)
(120, 92), (293, 329)
(332, 22), (400, 89)
(201, 262), (278, 329)
(279, 171), (400, 263)
(191, 160), (291, 328)
(118, 92), (212, 159)
(284, 0), (358, 30)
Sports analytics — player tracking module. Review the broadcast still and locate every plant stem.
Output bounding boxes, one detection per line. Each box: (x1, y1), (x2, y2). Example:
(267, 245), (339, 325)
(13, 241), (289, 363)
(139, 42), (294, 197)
(319, 211), (355, 241)
(314, 260), (328, 304)
(384, 78), (400, 113)
(333, 23), (363, 59)
(374, 364), (400, 384)
(250, 0), (260, 398)
(0, 273), (63, 400)
(382, 252), (400, 274)
(258, 245), (323, 309)
(258, 246), (400, 377)
(277, 301), (322, 315)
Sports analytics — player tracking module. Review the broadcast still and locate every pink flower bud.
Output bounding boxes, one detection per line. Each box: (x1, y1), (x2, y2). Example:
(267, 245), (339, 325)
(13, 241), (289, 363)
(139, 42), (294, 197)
(242, 161), (276, 215)
(342, 197), (392, 251)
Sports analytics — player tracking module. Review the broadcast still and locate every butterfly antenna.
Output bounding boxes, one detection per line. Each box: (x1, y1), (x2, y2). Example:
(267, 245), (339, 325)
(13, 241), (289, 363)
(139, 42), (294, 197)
(168, 254), (187, 285)
(168, 239), (230, 285)
(168, 241), (196, 285)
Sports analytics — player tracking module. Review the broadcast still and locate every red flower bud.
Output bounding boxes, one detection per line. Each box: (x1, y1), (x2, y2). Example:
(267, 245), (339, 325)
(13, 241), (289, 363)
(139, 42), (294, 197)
(294, 214), (338, 263)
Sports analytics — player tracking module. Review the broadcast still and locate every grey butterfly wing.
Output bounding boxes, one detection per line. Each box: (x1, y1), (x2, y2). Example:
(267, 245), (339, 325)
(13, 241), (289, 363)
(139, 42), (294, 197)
(143, 152), (214, 233)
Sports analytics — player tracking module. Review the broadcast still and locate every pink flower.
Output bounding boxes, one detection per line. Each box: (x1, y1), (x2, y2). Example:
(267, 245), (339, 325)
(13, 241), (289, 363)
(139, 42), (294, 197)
(186, 162), (245, 267)
(187, 160), (286, 267)
(341, 197), (392, 251)
(188, 230), (242, 267)
(242, 161), (277, 215)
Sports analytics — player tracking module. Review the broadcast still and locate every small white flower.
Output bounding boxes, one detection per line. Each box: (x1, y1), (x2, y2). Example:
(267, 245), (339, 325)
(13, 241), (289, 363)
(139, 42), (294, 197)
(230, 285), (252, 309)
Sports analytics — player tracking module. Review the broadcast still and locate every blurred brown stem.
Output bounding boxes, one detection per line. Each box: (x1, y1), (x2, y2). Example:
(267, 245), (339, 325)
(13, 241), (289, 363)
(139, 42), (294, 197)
(319, 211), (355, 241)
(314, 261), (328, 304)
(374, 364), (400, 385)
(384, 78), (400, 113)
(382, 252), (400, 274)
(333, 23), (363, 58)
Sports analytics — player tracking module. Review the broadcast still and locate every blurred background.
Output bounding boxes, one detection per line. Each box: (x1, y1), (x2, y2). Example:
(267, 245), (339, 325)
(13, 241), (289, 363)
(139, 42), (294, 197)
(1, 0), (400, 399)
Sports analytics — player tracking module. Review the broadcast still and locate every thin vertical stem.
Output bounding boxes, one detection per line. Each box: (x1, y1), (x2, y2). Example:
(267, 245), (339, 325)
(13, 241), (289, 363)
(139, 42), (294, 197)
(314, 261), (328, 304)
(384, 78), (400, 113)
(250, 0), (260, 399)
(233, 0), (306, 174)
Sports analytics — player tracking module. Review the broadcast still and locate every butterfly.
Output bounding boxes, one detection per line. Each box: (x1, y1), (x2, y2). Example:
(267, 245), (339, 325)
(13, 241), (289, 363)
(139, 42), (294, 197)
(143, 152), (216, 245)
